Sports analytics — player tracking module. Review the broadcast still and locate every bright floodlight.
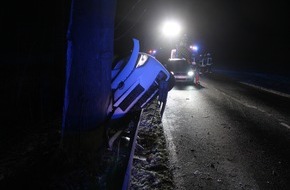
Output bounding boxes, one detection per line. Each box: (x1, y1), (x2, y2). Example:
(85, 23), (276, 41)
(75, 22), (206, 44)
(162, 20), (181, 37)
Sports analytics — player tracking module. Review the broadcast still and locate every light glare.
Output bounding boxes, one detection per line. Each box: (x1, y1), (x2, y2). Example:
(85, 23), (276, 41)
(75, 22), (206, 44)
(190, 45), (198, 51)
(187, 71), (194, 76)
(162, 21), (181, 37)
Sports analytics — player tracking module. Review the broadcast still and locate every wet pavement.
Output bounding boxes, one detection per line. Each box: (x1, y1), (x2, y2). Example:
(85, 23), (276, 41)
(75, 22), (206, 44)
(162, 73), (290, 189)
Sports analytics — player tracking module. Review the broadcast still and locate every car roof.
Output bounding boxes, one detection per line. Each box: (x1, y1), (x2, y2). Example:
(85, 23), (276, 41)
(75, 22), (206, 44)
(166, 58), (192, 71)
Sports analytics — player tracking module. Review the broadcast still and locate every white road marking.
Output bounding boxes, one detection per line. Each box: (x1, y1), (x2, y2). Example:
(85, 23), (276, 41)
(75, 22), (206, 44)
(240, 82), (290, 98)
(280, 122), (290, 130)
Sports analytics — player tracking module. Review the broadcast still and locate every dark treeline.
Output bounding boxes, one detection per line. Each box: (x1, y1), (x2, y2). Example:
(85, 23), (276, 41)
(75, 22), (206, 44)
(1, 1), (71, 138)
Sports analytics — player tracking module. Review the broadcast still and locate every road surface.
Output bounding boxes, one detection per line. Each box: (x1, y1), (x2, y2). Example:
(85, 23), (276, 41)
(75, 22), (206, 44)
(163, 73), (290, 190)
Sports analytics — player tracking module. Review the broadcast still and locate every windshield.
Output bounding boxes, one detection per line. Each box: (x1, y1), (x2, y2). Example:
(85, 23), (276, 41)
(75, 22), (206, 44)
(166, 60), (192, 72)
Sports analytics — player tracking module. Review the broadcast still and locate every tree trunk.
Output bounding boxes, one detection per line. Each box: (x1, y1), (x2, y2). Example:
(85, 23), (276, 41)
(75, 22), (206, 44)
(61, 0), (116, 155)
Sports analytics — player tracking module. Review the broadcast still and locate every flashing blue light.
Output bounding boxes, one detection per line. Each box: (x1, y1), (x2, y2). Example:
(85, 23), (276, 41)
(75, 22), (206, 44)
(190, 45), (198, 52)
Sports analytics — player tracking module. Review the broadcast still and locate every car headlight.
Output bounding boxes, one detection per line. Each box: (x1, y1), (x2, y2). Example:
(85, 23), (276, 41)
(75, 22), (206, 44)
(170, 71), (174, 75)
(136, 54), (149, 68)
(187, 71), (194, 76)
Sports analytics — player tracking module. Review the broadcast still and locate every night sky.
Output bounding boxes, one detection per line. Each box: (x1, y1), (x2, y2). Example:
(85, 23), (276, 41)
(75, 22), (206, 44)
(1, 0), (289, 72)
(115, 0), (290, 73)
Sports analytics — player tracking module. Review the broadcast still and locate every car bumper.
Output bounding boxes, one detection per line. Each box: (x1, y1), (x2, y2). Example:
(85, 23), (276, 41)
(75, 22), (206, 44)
(173, 75), (194, 82)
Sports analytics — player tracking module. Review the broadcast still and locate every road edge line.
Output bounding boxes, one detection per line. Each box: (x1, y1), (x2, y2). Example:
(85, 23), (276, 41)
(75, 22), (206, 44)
(240, 82), (290, 98)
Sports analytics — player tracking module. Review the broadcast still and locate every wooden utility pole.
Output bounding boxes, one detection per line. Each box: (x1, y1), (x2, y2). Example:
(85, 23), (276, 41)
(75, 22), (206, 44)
(61, 0), (116, 155)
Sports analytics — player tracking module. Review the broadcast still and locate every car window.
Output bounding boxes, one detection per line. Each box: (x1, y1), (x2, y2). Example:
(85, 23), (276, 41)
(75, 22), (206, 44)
(166, 60), (191, 72)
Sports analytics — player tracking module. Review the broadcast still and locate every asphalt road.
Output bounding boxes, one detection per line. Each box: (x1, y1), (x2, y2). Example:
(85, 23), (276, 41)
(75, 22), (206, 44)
(162, 73), (290, 190)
